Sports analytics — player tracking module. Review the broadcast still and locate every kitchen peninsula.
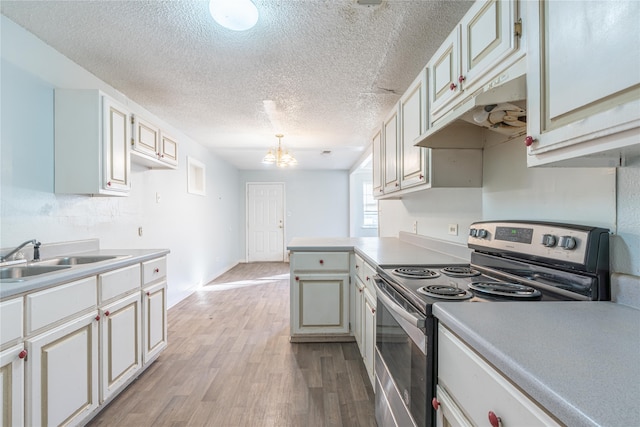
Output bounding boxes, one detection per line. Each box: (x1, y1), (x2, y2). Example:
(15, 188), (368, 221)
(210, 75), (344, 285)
(288, 233), (640, 427)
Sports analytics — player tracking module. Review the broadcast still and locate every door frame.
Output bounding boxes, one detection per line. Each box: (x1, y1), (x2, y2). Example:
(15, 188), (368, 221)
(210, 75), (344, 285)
(245, 182), (286, 263)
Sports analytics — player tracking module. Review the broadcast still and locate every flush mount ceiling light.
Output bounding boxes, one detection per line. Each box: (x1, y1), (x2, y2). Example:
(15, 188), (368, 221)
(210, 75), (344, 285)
(209, 0), (258, 31)
(262, 134), (297, 168)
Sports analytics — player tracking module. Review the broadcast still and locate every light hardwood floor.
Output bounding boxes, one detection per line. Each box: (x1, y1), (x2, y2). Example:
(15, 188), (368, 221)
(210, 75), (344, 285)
(88, 262), (376, 427)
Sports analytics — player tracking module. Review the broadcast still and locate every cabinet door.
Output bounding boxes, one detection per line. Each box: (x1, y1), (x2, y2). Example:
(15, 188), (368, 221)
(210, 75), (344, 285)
(132, 115), (160, 159)
(26, 311), (99, 427)
(0, 344), (25, 427)
(142, 281), (167, 364)
(372, 128), (384, 197)
(160, 133), (179, 167)
(100, 292), (142, 402)
(103, 96), (130, 193)
(291, 273), (350, 335)
(526, 0), (640, 166)
(353, 278), (364, 353)
(400, 71), (429, 189)
(383, 108), (400, 193)
(434, 385), (473, 427)
(429, 26), (461, 122)
(363, 290), (376, 386)
(460, 0), (519, 91)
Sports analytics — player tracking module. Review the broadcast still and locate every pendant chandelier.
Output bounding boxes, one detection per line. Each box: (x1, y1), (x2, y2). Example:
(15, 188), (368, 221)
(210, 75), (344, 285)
(262, 134), (297, 168)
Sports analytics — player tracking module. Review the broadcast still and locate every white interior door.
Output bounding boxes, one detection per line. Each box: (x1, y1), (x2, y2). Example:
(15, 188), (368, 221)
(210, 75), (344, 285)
(247, 183), (285, 262)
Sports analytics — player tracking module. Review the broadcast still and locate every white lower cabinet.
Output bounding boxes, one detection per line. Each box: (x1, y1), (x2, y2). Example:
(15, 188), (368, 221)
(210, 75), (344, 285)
(142, 281), (168, 364)
(362, 289), (376, 386)
(26, 311), (99, 427)
(353, 277), (365, 353)
(99, 292), (142, 403)
(290, 251), (351, 340)
(436, 324), (560, 427)
(0, 343), (25, 427)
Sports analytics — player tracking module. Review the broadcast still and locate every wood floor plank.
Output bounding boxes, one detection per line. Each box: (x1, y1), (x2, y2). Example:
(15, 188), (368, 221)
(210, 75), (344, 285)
(87, 262), (376, 426)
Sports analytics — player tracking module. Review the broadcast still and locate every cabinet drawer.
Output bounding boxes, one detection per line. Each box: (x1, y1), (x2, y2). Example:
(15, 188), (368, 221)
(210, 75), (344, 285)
(355, 254), (365, 282)
(0, 297), (23, 348)
(437, 325), (559, 426)
(142, 257), (167, 286)
(363, 262), (377, 296)
(99, 264), (141, 303)
(26, 276), (97, 335)
(293, 252), (349, 271)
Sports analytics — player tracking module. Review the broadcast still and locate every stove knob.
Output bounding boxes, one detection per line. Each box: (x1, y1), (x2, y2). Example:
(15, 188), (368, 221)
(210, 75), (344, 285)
(541, 234), (557, 247)
(469, 228), (477, 237)
(477, 229), (488, 239)
(559, 236), (577, 250)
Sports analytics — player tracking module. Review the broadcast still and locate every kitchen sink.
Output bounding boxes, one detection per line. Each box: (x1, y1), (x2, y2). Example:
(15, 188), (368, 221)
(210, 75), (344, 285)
(35, 255), (119, 266)
(0, 265), (71, 280)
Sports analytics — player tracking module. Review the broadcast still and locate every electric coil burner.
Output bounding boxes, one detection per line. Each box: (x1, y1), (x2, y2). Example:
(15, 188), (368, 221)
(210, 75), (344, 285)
(418, 284), (473, 300)
(373, 221), (611, 427)
(468, 281), (542, 300)
(393, 267), (440, 279)
(440, 266), (481, 277)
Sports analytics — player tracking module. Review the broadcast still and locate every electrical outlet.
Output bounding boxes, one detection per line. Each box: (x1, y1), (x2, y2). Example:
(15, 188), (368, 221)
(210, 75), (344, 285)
(156, 192), (161, 203)
(448, 223), (458, 236)
(413, 221), (418, 234)
(138, 227), (143, 237)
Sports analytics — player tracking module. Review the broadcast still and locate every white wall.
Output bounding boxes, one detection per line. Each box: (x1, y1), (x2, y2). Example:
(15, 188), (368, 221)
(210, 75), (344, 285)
(1, 16), (243, 307)
(238, 169), (349, 258)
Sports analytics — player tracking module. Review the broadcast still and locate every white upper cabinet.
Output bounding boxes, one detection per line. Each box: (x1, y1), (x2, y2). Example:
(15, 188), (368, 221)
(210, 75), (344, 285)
(429, 26), (461, 122)
(372, 128), (383, 197)
(383, 107), (400, 193)
(400, 71), (429, 189)
(460, 0), (521, 94)
(55, 90), (130, 196)
(525, 0), (640, 167)
(429, 0), (521, 125)
(131, 115), (178, 169)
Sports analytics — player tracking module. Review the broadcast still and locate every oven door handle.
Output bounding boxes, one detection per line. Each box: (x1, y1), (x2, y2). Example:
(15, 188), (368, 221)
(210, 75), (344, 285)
(374, 278), (426, 329)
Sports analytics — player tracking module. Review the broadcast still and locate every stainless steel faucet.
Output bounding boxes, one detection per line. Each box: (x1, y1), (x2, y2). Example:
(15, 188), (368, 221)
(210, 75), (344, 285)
(0, 239), (41, 262)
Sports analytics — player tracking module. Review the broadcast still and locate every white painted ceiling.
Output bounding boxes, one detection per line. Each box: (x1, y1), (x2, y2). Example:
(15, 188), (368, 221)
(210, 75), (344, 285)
(1, 0), (473, 170)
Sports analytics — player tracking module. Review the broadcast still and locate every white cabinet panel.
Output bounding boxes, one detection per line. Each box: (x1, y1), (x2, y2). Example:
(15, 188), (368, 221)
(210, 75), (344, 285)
(383, 108), (400, 193)
(100, 292), (141, 402)
(26, 276), (97, 335)
(142, 256), (167, 286)
(437, 325), (560, 427)
(99, 263), (141, 303)
(292, 252), (349, 272)
(300, 278), (343, 327)
(363, 289), (376, 386)
(0, 298), (23, 348)
(429, 27), (461, 121)
(142, 281), (167, 364)
(526, 0), (640, 166)
(400, 71), (428, 189)
(26, 312), (99, 427)
(372, 128), (383, 196)
(0, 344), (25, 427)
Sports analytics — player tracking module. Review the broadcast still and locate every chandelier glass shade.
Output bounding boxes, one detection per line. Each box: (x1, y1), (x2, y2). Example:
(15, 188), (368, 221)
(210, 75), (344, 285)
(262, 134), (297, 168)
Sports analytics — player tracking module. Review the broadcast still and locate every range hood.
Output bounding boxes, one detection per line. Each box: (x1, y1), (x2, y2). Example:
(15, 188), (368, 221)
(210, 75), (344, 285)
(415, 58), (527, 149)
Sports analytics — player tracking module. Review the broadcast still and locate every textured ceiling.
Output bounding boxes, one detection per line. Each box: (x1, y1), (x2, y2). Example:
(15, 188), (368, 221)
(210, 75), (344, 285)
(1, 0), (473, 170)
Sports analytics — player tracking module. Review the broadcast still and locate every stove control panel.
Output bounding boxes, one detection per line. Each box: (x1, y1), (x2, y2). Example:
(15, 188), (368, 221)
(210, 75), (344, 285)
(468, 221), (593, 265)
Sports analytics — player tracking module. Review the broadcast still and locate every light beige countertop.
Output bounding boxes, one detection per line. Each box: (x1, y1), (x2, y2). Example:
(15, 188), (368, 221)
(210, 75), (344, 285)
(1, 246), (169, 299)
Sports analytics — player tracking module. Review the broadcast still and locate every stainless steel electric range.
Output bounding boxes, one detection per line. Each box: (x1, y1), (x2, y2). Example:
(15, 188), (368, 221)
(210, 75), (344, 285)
(373, 221), (610, 427)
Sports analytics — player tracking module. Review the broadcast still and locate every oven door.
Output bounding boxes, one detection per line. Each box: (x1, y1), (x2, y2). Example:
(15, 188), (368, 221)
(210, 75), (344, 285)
(374, 276), (433, 427)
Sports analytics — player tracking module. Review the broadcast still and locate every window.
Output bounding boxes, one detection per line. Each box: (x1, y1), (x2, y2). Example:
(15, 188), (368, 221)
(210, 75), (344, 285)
(362, 182), (378, 228)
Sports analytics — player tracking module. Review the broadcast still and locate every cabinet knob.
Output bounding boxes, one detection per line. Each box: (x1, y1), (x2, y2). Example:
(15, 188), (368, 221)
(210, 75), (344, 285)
(18, 349), (28, 359)
(95, 315), (100, 321)
(449, 82), (457, 91)
(432, 397), (440, 410)
(355, 265), (359, 269)
(359, 288), (363, 293)
(524, 135), (535, 147)
(107, 181), (112, 187)
(105, 310), (110, 316)
(488, 411), (502, 427)
(319, 259), (324, 265)
(366, 276), (370, 281)
(371, 308), (376, 314)
(154, 268), (160, 273)
(458, 75), (466, 83)
(146, 291), (151, 296)
(295, 276), (299, 281)
(419, 174), (424, 180)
